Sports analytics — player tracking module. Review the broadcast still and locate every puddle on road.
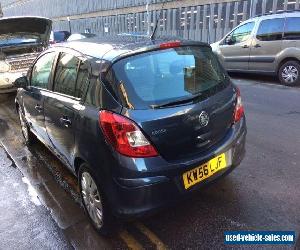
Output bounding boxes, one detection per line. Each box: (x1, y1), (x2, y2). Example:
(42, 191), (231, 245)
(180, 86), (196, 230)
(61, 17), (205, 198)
(22, 177), (41, 206)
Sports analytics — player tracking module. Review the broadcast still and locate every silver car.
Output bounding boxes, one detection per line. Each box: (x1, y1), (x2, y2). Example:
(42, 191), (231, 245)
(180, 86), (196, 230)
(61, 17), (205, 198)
(211, 11), (300, 86)
(0, 16), (52, 93)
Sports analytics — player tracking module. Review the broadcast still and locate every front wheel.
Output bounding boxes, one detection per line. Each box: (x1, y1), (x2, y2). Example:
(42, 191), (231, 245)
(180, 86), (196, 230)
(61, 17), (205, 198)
(18, 106), (35, 145)
(278, 61), (300, 86)
(78, 164), (114, 235)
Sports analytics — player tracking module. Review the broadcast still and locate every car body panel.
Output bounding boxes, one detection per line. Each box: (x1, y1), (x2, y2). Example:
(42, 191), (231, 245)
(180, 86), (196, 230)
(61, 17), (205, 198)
(15, 37), (247, 217)
(21, 87), (49, 143)
(121, 84), (235, 162)
(43, 91), (79, 166)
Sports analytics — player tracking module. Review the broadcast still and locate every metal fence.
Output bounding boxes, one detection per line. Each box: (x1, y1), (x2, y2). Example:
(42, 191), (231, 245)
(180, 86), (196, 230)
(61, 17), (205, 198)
(2, 0), (300, 43)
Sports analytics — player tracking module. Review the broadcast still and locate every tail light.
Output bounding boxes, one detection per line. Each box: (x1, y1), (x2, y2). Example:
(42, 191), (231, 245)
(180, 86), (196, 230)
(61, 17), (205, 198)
(99, 110), (158, 158)
(233, 87), (244, 123)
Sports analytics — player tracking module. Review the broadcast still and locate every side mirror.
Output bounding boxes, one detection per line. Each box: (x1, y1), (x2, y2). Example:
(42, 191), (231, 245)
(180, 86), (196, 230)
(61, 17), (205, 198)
(225, 36), (235, 45)
(13, 76), (28, 89)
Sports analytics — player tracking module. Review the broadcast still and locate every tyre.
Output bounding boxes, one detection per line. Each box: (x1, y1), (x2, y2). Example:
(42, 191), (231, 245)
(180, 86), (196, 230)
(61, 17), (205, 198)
(18, 106), (35, 145)
(78, 163), (114, 235)
(278, 60), (300, 86)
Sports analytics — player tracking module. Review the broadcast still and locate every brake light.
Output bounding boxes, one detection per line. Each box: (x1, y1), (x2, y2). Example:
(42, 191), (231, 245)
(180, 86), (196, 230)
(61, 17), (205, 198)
(159, 41), (181, 49)
(99, 111), (158, 158)
(233, 87), (244, 123)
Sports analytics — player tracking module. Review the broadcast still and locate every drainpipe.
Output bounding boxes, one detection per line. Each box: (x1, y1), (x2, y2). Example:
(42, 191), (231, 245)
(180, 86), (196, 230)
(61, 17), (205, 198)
(146, 0), (151, 36)
(67, 17), (72, 34)
(250, 0), (254, 17)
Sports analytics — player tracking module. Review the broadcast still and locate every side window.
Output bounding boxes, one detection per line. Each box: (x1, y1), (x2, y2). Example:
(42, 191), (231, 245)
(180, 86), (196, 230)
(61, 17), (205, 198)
(256, 18), (284, 41)
(229, 22), (255, 44)
(31, 52), (56, 89)
(53, 53), (80, 97)
(74, 61), (90, 99)
(284, 17), (300, 39)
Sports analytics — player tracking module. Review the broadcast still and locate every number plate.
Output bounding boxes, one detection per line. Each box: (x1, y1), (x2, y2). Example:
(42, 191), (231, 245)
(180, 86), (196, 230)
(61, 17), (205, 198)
(182, 153), (227, 189)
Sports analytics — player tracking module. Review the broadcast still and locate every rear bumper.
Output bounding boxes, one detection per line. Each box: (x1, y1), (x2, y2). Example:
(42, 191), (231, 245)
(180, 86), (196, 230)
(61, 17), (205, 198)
(107, 117), (247, 218)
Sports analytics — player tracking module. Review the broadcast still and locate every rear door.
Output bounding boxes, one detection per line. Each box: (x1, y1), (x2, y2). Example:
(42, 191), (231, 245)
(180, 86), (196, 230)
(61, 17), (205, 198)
(108, 46), (236, 161)
(218, 21), (255, 71)
(249, 17), (284, 72)
(44, 52), (90, 166)
(22, 52), (57, 143)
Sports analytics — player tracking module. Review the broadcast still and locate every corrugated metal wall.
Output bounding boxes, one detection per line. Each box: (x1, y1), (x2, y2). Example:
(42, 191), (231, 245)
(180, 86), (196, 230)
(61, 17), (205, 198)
(2, 0), (174, 17)
(2, 0), (300, 43)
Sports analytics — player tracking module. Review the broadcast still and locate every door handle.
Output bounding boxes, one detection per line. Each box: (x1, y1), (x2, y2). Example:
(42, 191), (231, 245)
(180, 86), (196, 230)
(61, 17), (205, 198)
(60, 116), (72, 128)
(35, 104), (43, 112)
(253, 44), (261, 48)
(242, 45), (249, 48)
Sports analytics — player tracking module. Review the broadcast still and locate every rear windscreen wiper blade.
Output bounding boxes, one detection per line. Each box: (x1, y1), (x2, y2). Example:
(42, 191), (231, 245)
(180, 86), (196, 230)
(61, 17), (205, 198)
(150, 93), (203, 109)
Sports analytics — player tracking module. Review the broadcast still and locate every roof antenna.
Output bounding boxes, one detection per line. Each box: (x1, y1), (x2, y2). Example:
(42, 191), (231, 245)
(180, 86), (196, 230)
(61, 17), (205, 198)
(150, 1), (166, 40)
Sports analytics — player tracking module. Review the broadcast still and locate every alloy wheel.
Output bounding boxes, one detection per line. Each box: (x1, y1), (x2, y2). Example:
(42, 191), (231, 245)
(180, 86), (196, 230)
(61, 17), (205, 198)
(81, 171), (103, 228)
(281, 65), (299, 84)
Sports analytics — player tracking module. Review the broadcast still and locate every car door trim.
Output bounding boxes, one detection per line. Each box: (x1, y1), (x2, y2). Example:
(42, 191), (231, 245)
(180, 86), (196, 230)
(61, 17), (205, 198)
(249, 57), (275, 63)
(224, 57), (249, 62)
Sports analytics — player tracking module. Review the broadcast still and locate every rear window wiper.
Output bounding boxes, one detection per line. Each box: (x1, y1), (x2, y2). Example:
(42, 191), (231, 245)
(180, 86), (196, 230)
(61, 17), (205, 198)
(150, 93), (203, 109)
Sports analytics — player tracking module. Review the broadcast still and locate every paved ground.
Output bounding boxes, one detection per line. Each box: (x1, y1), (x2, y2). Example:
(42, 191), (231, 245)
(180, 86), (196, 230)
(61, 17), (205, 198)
(0, 74), (299, 249)
(0, 146), (72, 250)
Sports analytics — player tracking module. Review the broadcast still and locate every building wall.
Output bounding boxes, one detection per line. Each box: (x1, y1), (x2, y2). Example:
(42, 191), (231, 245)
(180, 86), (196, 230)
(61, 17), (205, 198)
(2, 0), (300, 43)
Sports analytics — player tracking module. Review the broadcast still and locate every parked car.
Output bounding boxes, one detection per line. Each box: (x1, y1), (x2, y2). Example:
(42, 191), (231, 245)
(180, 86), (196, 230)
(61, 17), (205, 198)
(211, 11), (300, 86)
(49, 31), (71, 44)
(15, 37), (247, 234)
(0, 16), (52, 93)
(67, 32), (96, 41)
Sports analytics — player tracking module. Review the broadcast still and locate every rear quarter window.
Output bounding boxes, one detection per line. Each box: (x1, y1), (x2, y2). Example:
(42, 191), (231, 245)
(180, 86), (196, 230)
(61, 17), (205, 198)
(284, 17), (300, 40)
(256, 18), (284, 41)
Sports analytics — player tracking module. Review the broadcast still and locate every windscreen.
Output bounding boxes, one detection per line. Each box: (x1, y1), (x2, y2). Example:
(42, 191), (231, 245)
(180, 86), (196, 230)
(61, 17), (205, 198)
(108, 46), (227, 109)
(0, 37), (38, 47)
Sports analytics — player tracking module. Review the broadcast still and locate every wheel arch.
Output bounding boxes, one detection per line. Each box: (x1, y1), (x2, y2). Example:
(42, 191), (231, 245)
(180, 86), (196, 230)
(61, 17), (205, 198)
(74, 156), (86, 176)
(277, 57), (300, 74)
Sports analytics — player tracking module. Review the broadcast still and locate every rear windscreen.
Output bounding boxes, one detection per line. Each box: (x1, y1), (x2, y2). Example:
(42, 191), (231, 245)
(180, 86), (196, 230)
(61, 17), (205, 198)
(106, 46), (228, 109)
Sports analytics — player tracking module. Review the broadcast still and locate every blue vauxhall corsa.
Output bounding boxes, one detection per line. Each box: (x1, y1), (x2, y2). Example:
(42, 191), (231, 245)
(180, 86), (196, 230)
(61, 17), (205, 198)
(15, 36), (247, 234)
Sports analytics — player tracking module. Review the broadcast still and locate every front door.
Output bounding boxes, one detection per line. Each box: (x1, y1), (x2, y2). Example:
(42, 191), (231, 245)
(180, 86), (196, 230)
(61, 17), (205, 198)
(249, 18), (284, 73)
(218, 21), (255, 71)
(22, 52), (56, 143)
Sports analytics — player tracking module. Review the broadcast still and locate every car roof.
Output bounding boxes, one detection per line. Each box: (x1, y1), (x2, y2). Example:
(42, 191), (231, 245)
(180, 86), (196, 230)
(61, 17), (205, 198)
(246, 10), (300, 22)
(51, 36), (210, 62)
(235, 11), (300, 29)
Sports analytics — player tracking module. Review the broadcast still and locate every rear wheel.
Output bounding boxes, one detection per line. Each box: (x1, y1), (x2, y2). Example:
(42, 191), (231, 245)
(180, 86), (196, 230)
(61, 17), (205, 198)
(18, 106), (35, 145)
(78, 164), (114, 235)
(278, 61), (300, 86)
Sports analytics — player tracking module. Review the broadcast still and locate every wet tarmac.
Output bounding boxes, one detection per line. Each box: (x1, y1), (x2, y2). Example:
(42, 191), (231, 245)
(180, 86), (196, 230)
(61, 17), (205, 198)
(0, 145), (72, 249)
(0, 76), (299, 249)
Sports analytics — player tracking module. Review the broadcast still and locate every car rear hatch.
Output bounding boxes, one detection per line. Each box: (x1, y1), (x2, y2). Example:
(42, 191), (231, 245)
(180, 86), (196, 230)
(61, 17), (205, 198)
(105, 43), (236, 161)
